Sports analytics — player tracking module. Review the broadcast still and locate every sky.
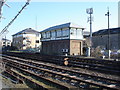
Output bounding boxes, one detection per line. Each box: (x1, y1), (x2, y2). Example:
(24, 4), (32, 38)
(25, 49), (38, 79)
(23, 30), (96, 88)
(0, 0), (119, 40)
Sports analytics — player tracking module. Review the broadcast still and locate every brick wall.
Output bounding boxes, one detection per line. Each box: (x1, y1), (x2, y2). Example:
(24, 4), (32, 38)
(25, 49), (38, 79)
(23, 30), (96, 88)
(41, 39), (83, 55)
(92, 34), (120, 50)
(70, 40), (83, 55)
(42, 40), (70, 55)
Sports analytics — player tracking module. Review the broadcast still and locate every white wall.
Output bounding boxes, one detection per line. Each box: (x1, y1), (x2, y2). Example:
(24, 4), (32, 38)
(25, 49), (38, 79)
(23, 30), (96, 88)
(70, 28), (83, 40)
(23, 34), (36, 37)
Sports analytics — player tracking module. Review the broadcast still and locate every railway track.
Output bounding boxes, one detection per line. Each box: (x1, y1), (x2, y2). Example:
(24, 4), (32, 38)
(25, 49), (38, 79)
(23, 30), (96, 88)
(1, 58), (77, 89)
(4, 68), (73, 90)
(1, 54), (120, 90)
(3, 52), (120, 75)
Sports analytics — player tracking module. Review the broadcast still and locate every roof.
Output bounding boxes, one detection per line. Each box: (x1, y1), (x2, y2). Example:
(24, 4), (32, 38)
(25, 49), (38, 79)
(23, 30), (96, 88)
(2, 38), (11, 41)
(93, 27), (120, 36)
(83, 31), (90, 38)
(12, 28), (39, 36)
(83, 31), (90, 36)
(40, 22), (85, 33)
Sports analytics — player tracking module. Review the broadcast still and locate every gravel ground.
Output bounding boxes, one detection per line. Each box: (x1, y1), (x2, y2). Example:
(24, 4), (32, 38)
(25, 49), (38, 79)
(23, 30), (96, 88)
(0, 69), (31, 90)
(71, 67), (120, 81)
(1, 77), (31, 90)
(45, 62), (120, 81)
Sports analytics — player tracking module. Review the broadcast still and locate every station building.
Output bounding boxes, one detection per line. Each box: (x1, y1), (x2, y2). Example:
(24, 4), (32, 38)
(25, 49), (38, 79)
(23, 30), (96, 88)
(12, 28), (41, 50)
(40, 22), (85, 55)
(92, 27), (120, 50)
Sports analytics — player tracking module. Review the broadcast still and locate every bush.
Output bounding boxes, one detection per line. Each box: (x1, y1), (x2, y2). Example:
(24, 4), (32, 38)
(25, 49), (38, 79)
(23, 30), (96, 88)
(91, 46), (103, 58)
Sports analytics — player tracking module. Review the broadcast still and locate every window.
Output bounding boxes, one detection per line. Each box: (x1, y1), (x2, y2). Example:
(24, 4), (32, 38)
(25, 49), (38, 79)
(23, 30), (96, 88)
(46, 32), (50, 38)
(7, 42), (10, 44)
(70, 28), (76, 36)
(62, 29), (69, 36)
(3, 42), (5, 44)
(23, 37), (26, 40)
(42, 33), (46, 39)
(51, 31), (56, 38)
(77, 29), (83, 39)
(77, 29), (82, 36)
(36, 40), (39, 43)
(23, 44), (26, 46)
(56, 30), (61, 37)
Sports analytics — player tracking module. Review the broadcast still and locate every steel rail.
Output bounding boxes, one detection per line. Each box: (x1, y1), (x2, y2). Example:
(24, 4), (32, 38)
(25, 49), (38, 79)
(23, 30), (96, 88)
(2, 56), (120, 90)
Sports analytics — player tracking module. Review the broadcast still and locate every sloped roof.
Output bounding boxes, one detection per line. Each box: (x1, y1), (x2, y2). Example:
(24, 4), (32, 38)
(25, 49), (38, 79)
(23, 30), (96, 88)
(40, 22), (85, 33)
(93, 27), (120, 36)
(2, 38), (11, 41)
(12, 28), (39, 36)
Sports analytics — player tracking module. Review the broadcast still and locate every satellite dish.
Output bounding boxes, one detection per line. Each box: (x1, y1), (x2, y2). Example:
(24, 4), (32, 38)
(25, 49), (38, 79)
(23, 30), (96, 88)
(86, 8), (93, 14)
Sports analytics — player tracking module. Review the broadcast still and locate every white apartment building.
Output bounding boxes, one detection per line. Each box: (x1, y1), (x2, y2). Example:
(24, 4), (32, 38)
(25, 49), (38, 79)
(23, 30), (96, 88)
(12, 28), (41, 50)
(1, 38), (11, 47)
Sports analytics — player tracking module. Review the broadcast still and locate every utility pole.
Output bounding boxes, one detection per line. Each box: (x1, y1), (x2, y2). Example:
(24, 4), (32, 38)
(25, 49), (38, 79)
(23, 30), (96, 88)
(0, 0), (3, 16)
(105, 7), (111, 59)
(86, 8), (93, 57)
(0, 0), (10, 20)
(0, 0), (31, 37)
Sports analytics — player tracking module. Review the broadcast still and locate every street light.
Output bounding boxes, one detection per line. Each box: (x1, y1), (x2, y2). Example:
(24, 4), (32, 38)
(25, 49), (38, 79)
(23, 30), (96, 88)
(86, 8), (93, 57)
(105, 7), (111, 59)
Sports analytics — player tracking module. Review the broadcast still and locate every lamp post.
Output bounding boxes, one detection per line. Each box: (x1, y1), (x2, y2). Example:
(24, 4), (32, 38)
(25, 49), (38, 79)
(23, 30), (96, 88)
(86, 8), (93, 57)
(105, 7), (111, 59)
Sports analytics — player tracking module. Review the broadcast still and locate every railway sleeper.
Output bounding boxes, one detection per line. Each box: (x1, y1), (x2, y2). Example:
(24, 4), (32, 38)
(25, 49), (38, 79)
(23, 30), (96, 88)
(8, 65), (78, 90)
(3, 57), (120, 85)
(2, 56), (120, 89)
